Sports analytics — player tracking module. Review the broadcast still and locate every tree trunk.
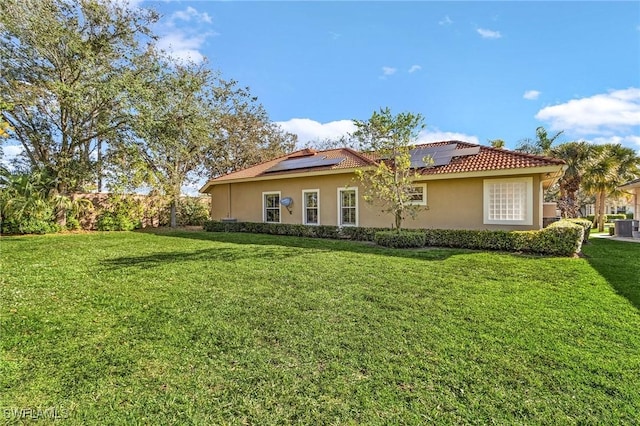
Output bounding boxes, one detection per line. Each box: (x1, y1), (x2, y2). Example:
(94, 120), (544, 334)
(597, 191), (606, 233)
(395, 211), (402, 231)
(97, 138), (102, 192)
(54, 182), (67, 229)
(170, 197), (177, 228)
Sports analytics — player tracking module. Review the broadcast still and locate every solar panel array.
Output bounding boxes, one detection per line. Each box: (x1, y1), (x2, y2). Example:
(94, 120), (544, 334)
(409, 143), (458, 168)
(265, 156), (345, 173)
(265, 143), (480, 173)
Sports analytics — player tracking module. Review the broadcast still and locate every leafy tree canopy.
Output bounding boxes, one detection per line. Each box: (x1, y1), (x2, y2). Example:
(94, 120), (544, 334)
(0, 0), (159, 194)
(352, 107), (426, 231)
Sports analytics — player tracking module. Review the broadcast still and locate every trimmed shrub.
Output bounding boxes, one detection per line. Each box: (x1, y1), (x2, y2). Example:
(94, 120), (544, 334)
(375, 230), (426, 248)
(626, 213), (634, 219)
(541, 220), (584, 256)
(607, 214), (626, 221)
(583, 214), (626, 223)
(565, 218), (592, 244)
(203, 221), (342, 239)
(340, 226), (387, 241)
(423, 229), (515, 251)
(203, 220), (583, 256)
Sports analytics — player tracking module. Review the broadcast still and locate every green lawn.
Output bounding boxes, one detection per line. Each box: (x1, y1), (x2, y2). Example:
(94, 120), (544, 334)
(1, 231), (638, 424)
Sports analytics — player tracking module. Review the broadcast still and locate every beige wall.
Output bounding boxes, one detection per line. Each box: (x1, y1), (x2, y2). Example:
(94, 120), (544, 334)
(542, 202), (558, 218)
(208, 172), (545, 231)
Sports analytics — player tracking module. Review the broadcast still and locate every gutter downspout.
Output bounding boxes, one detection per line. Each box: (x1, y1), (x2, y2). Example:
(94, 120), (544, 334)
(227, 184), (232, 218)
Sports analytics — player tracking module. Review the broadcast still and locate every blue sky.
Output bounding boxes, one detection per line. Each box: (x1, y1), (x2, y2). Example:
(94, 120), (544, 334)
(2, 1), (639, 183)
(144, 0), (640, 152)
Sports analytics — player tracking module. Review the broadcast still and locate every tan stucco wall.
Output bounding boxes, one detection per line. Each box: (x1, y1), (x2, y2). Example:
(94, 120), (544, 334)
(632, 189), (639, 220)
(208, 172), (545, 231)
(542, 203), (558, 218)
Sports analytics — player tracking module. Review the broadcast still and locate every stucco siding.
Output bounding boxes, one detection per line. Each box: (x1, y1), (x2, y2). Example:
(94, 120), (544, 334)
(209, 172), (544, 230)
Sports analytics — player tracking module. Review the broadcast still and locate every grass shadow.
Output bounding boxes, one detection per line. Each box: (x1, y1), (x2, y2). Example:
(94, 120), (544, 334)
(582, 238), (640, 311)
(135, 227), (554, 265)
(102, 244), (310, 270)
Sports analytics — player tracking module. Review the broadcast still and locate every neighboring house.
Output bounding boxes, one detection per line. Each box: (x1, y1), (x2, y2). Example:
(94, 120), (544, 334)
(199, 141), (566, 231)
(619, 178), (640, 220)
(582, 196), (634, 217)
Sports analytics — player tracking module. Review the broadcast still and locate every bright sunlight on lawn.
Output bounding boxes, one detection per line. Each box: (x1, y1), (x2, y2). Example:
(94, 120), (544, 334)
(1, 231), (639, 424)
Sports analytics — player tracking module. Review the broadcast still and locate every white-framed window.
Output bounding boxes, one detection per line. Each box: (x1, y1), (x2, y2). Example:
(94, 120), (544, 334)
(483, 177), (533, 225)
(262, 191), (281, 223)
(338, 187), (358, 227)
(302, 189), (320, 225)
(408, 183), (427, 206)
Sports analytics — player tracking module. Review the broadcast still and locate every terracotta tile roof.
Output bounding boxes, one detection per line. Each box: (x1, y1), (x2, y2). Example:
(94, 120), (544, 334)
(205, 147), (376, 184)
(201, 141), (565, 191)
(415, 141), (565, 176)
(620, 177), (640, 188)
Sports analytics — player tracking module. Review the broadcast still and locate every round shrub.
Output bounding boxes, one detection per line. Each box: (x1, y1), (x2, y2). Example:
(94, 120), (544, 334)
(374, 230), (426, 248)
(177, 197), (209, 226)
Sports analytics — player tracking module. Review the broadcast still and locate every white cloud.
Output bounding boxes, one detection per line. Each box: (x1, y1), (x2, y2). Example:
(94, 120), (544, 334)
(417, 129), (480, 145)
(523, 90), (541, 100)
(276, 118), (480, 148)
(408, 65), (422, 73)
(477, 28), (502, 39)
(588, 135), (640, 149)
(0, 144), (24, 169)
(181, 181), (204, 196)
(105, 0), (144, 9)
(155, 6), (218, 64)
(2, 145), (23, 157)
(382, 66), (397, 76)
(535, 87), (640, 135)
(275, 118), (356, 147)
(439, 15), (453, 25)
(156, 32), (209, 63)
(171, 6), (212, 24)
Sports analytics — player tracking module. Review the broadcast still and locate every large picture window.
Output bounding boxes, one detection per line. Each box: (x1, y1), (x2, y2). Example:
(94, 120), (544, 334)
(338, 188), (358, 226)
(263, 191), (281, 223)
(483, 177), (533, 225)
(302, 189), (319, 225)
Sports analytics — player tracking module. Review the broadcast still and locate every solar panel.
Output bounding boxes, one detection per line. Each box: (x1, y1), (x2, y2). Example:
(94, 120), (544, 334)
(265, 156), (345, 173)
(409, 143), (457, 168)
(452, 146), (481, 157)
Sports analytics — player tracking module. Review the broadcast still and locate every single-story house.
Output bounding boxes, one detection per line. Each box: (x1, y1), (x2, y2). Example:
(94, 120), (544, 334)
(200, 141), (566, 231)
(619, 178), (640, 220)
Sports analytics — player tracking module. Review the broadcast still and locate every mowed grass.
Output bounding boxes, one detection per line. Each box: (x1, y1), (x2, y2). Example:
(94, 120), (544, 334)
(1, 231), (638, 424)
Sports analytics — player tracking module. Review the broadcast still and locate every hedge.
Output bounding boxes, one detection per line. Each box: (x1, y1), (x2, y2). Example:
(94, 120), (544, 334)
(374, 231), (426, 248)
(564, 218), (592, 244)
(204, 220), (584, 256)
(583, 214), (627, 223)
(525, 220), (584, 256)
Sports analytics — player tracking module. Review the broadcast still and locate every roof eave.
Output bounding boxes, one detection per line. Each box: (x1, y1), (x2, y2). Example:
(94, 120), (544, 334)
(200, 164), (566, 192)
(200, 166), (375, 191)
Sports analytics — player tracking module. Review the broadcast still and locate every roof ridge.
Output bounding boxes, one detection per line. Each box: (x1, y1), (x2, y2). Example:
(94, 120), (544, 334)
(342, 147), (378, 165)
(482, 145), (566, 164)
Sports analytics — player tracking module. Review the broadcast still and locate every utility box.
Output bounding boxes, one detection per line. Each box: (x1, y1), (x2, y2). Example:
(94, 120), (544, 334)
(614, 219), (639, 237)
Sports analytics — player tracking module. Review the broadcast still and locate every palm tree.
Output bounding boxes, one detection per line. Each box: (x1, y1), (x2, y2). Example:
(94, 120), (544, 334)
(550, 141), (592, 218)
(515, 126), (564, 155)
(488, 139), (505, 149)
(582, 144), (640, 231)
